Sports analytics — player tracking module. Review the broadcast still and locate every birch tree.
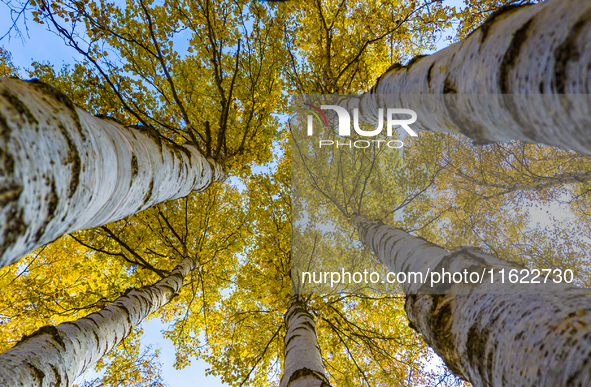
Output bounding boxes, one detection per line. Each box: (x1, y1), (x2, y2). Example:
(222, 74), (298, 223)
(287, 0), (591, 385)
(339, 0), (591, 154)
(0, 77), (224, 269)
(353, 214), (591, 387)
(186, 151), (445, 387)
(292, 119), (591, 386)
(280, 296), (331, 387)
(0, 180), (246, 386)
(0, 255), (195, 387)
(0, 0), (284, 267)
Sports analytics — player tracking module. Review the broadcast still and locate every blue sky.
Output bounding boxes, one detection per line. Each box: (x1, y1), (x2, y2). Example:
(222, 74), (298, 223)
(0, 1), (464, 386)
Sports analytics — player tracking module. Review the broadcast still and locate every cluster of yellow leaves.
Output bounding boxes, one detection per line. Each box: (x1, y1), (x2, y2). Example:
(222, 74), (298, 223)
(29, 0), (287, 172)
(0, 234), (140, 353)
(0, 46), (19, 78)
(281, 0), (456, 94)
(181, 142), (442, 386)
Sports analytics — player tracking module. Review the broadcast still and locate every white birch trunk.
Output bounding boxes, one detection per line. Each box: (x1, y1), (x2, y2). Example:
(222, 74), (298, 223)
(280, 296), (331, 387)
(339, 0), (591, 154)
(0, 78), (224, 268)
(352, 215), (591, 387)
(0, 257), (195, 386)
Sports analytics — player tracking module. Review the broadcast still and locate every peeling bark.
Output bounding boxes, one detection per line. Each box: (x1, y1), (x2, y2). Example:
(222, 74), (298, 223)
(352, 215), (591, 387)
(339, 0), (591, 154)
(0, 257), (194, 387)
(0, 78), (225, 268)
(280, 296), (331, 387)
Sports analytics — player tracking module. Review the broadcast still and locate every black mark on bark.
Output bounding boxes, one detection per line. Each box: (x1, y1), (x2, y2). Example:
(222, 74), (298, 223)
(471, 4), (530, 44)
(285, 367), (331, 386)
(443, 76), (457, 94)
(407, 54), (427, 70)
(35, 177), (59, 241)
(1, 88), (38, 125)
(553, 13), (591, 93)
(57, 123), (81, 199)
(143, 179), (154, 205)
(29, 79), (86, 141)
(131, 154), (138, 180)
(427, 63), (435, 89)
(466, 325), (492, 384)
(499, 19), (534, 94)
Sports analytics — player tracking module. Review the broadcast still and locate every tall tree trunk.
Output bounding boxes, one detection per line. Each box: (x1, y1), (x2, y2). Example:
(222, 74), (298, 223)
(0, 256), (195, 387)
(280, 296), (331, 387)
(339, 0), (591, 154)
(0, 78), (224, 268)
(352, 215), (591, 387)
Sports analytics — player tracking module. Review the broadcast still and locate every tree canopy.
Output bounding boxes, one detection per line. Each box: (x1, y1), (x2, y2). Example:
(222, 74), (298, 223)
(1, 0), (590, 386)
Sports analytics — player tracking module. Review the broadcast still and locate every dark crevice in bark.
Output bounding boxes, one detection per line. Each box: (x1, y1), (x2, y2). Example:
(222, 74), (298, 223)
(169, 271), (185, 282)
(284, 333), (302, 349)
(471, 4), (530, 44)
(409, 294), (465, 378)
(28, 362), (45, 385)
(159, 283), (179, 295)
(85, 316), (102, 331)
(0, 111), (14, 176)
(16, 325), (66, 351)
(29, 79), (85, 141)
(497, 17), (541, 142)
(427, 62), (435, 89)
(131, 154), (138, 179)
(143, 179), (154, 205)
(35, 177), (59, 241)
(0, 184), (22, 208)
(50, 364), (62, 387)
(0, 203), (26, 263)
(466, 324), (492, 385)
(174, 143), (192, 160)
(406, 54), (428, 70)
(442, 76), (457, 94)
(1, 88), (38, 125)
(292, 324), (315, 336)
(553, 12), (591, 93)
(114, 303), (134, 326)
(91, 329), (101, 347)
(94, 114), (123, 125)
(302, 320), (317, 335)
(286, 367), (331, 387)
(370, 63), (405, 93)
(285, 304), (308, 326)
(442, 88), (494, 144)
(371, 55), (428, 94)
(56, 122), (81, 199)
(0, 110), (10, 138)
(499, 18), (534, 94)
(133, 125), (163, 154)
(384, 62), (405, 74)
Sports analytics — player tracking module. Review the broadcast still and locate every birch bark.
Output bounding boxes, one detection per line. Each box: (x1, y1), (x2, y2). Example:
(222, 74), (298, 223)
(352, 215), (591, 387)
(339, 0), (591, 154)
(280, 296), (331, 387)
(0, 78), (224, 268)
(0, 256), (195, 386)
